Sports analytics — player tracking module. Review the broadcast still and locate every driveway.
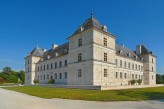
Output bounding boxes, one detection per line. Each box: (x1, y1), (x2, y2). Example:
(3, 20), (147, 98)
(0, 88), (163, 109)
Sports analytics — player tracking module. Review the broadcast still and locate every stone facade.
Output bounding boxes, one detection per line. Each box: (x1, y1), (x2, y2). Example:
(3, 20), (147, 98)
(25, 16), (156, 86)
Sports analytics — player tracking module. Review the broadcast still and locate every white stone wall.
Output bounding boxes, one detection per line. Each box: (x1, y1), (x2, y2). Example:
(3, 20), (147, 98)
(35, 55), (68, 84)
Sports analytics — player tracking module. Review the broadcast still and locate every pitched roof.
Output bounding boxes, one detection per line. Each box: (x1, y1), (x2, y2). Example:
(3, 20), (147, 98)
(41, 43), (69, 61)
(30, 46), (44, 57)
(71, 17), (114, 37)
(116, 44), (142, 61)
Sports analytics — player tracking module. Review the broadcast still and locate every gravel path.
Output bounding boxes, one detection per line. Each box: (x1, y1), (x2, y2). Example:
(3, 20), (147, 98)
(0, 88), (163, 109)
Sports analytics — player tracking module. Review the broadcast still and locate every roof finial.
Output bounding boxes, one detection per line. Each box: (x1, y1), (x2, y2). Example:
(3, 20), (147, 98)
(36, 43), (39, 49)
(91, 12), (93, 18)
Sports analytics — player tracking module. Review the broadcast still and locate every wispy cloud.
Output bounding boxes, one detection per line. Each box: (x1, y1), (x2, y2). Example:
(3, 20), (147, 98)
(0, 58), (24, 64)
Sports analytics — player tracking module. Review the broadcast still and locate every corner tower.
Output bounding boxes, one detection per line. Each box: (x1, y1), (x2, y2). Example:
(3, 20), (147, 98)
(136, 45), (156, 85)
(25, 46), (44, 84)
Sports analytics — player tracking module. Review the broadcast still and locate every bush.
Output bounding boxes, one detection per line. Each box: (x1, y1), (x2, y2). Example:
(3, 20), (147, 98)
(137, 79), (142, 85)
(33, 79), (39, 84)
(48, 79), (55, 84)
(130, 80), (136, 85)
(0, 77), (5, 84)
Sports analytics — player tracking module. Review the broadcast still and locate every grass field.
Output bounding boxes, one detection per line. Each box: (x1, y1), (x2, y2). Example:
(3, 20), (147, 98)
(2, 86), (164, 101)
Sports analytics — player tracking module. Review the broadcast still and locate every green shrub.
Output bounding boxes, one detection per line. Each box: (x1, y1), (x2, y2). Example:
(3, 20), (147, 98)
(137, 79), (142, 85)
(130, 80), (136, 85)
(33, 79), (39, 84)
(48, 79), (55, 84)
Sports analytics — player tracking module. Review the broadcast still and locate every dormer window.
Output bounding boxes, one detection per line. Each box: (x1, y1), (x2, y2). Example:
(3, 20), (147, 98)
(134, 56), (137, 60)
(55, 53), (59, 57)
(102, 25), (107, 32)
(119, 50), (123, 54)
(79, 26), (84, 32)
(47, 55), (50, 59)
(141, 58), (144, 62)
(127, 53), (131, 57)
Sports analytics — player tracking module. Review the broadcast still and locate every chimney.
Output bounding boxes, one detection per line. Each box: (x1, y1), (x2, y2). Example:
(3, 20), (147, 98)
(52, 44), (58, 50)
(136, 45), (142, 55)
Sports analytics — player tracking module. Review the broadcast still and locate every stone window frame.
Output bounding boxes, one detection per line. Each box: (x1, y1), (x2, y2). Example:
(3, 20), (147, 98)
(116, 72), (118, 78)
(115, 59), (118, 66)
(78, 38), (82, 47)
(78, 53), (82, 62)
(120, 60), (122, 67)
(78, 69), (82, 77)
(120, 72), (122, 79)
(103, 37), (107, 47)
(124, 73), (127, 79)
(104, 53), (107, 62)
(104, 69), (108, 77)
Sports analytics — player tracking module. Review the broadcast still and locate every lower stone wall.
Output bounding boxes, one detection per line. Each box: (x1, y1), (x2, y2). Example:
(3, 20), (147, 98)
(101, 84), (164, 90)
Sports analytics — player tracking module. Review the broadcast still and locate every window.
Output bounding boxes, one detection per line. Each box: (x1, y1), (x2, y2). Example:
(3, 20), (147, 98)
(104, 69), (108, 77)
(78, 53), (82, 62)
(51, 63), (53, 69)
(65, 60), (67, 66)
(152, 58), (153, 63)
(135, 64), (137, 70)
(38, 67), (39, 71)
(55, 73), (57, 79)
(55, 62), (57, 68)
(128, 62), (131, 69)
(152, 66), (154, 72)
(135, 74), (137, 79)
(41, 66), (42, 71)
(59, 73), (62, 79)
(120, 60), (122, 67)
(138, 65), (140, 71)
(44, 65), (46, 70)
(104, 53), (107, 62)
(124, 73), (126, 79)
(132, 63), (134, 70)
(124, 61), (126, 68)
(78, 38), (82, 47)
(152, 75), (153, 80)
(28, 59), (29, 64)
(59, 61), (62, 67)
(120, 72), (122, 78)
(47, 64), (49, 70)
(116, 59), (118, 66)
(44, 75), (45, 80)
(47, 74), (49, 79)
(38, 75), (39, 80)
(132, 74), (134, 79)
(28, 67), (30, 72)
(65, 72), (67, 79)
(78, 69), (82, 77)
(116, 72), (118, 78)
(141, 66), (143, 71)
(104, 37), (107, 47)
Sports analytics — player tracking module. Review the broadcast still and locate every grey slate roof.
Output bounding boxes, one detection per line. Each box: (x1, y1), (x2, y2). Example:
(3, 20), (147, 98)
(116, 44), (142, 61)
(41, 43), (69, 61)
(71, 17), (113, 36)
(30, 46), (44, 57)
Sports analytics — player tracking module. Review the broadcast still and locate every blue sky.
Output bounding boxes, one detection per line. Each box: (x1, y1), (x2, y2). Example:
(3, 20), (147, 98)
(0, 0), (163, 74)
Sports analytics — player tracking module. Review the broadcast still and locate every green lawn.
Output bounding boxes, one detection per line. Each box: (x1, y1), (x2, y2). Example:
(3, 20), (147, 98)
(2, 86), (164, 101)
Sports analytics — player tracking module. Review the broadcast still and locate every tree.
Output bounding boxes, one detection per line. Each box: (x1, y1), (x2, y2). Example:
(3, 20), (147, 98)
(18, 70), (25, 84)
(3, 67), (12, 73)
(156, 74), (163, 84)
